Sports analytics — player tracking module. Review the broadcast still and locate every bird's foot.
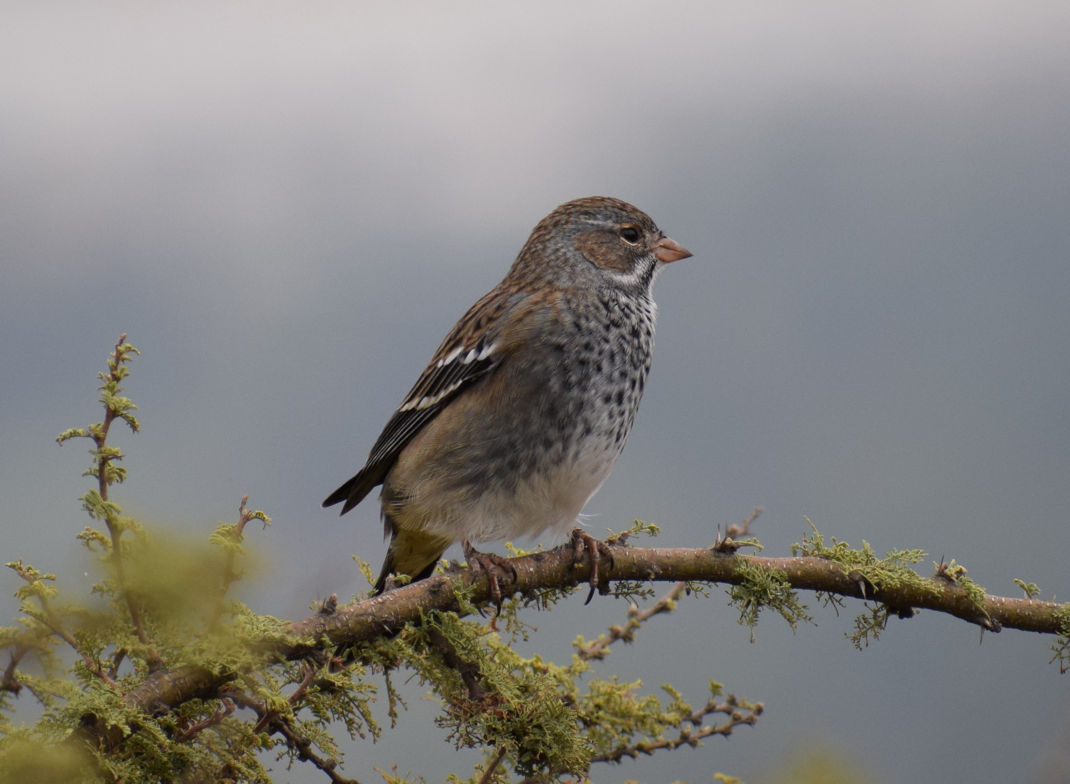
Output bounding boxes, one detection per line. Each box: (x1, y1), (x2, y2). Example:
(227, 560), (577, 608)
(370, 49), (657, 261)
(570, 528), (616, 604)
(462, 541), (517, 613)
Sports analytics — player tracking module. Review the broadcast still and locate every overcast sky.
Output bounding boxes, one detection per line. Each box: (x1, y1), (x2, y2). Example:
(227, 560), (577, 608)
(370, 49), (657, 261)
(2, 3), (1070, 782)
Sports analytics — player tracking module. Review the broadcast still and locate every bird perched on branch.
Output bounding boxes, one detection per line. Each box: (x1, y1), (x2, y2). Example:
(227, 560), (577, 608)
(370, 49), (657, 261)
(324, 196), (693, 600)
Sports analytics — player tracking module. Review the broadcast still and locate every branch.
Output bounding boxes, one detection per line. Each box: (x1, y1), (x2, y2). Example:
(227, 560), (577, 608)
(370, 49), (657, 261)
(287, 543), (1066, 643)
(74, 539), (1068, 746)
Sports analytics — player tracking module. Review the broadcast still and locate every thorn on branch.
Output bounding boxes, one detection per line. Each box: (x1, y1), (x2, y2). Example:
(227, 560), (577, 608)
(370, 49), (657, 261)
(847, 570), (877, 600)
(933, 557), (1001, 632)
(934, 557), (951, 581)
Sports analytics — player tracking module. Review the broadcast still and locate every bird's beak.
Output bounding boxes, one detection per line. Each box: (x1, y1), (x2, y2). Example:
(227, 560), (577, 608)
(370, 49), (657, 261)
(652, 236), (693, 263)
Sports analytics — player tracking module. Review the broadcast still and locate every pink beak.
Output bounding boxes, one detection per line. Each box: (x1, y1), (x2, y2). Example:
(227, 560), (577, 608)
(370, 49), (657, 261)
(652, 236), (693, 263)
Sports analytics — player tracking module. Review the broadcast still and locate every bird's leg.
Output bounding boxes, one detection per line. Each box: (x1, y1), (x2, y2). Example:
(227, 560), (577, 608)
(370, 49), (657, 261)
(570, 528), (616, 604)
(462, 540), (517, 613)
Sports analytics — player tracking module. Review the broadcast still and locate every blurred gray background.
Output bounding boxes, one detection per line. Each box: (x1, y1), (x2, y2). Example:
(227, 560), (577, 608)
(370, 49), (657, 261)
(2, 2), (1069, 782)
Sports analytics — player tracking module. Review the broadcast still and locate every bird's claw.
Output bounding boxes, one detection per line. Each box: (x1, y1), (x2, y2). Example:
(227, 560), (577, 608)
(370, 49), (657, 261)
(570, 529), (615, 604)
(462, 541), (517, 614)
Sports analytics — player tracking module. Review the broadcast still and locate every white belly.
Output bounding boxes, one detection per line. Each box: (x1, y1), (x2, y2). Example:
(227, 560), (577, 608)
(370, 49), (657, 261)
(434, 443), (619, 544)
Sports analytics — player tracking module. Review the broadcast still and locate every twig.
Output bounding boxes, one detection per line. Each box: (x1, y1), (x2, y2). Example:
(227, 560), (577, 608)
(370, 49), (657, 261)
(93, 336), (160, 670)
(515, 695), (761, 784)
(288, 664), (318, 706)
(577, 581), (687, 661)
(1, 644), (27, 696)
(714, 507), (763, 552)
(591, 696), (761, 764)
(210, 495), (266, 630)
(39, 616), (117, 688)
(477, 746), (508, 784)
(9, 559), (117, 688)
(108, 648), (127, 680)
(228, 689), (362, 784)
(427, 626), (486, 701)
(274, 720), (364, 784)
(174, 698), (236, 743)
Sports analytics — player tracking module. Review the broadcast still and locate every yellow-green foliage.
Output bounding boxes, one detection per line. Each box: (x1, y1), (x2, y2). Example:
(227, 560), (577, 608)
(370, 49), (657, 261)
(1013, 578), (1040, 599)
(388, 613), (590, 776)
(426, 587), (762, 783)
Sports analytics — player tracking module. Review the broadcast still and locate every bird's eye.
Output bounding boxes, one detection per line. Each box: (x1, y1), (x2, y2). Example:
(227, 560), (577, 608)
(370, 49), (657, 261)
(620, 227), (640, 244)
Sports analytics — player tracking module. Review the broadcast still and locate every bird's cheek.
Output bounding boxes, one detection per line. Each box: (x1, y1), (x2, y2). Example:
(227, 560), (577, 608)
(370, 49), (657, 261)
(573, 231), (630, 273)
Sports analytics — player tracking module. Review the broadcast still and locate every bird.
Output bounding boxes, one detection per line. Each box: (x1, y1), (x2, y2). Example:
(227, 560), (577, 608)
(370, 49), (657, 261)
(324, 196), (693, 599)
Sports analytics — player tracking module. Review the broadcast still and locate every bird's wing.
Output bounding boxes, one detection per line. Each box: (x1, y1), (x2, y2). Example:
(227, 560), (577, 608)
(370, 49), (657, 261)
(323, 288), (535, 515)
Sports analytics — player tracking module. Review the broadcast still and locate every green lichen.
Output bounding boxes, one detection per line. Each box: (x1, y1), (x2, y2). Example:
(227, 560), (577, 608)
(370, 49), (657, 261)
(793, 518), (927, 595)
(728, 560), (813, 639)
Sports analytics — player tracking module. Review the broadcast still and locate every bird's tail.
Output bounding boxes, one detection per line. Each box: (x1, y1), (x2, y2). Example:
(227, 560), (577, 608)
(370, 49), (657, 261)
(373, 526), (452, 595)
